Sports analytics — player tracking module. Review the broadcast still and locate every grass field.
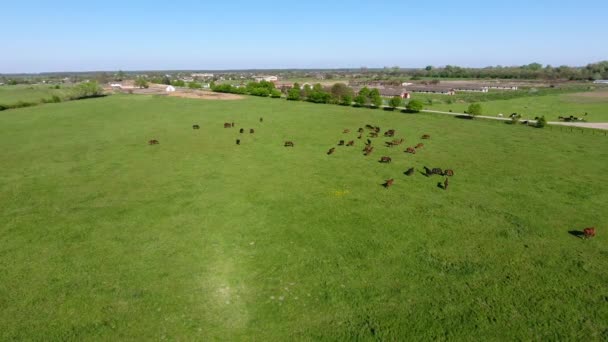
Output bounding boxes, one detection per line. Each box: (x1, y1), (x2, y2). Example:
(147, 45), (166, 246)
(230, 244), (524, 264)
(0, 84), (68, 105)
(1, 95), (607, 340)
(417, 89), (608, 122)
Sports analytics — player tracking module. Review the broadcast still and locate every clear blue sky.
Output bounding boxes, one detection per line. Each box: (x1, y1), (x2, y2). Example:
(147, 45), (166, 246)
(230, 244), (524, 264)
(2, 0), (607, 73)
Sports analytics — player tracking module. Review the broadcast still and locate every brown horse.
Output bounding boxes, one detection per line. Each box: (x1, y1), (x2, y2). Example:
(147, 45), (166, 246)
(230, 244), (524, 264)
(224, 123), (232, 128)
(260, 117), (263, 122)
(444, 169), (454, 176)
(284, 141), (294, 147)
(338, 140), (345, 146)
(239, 128), (244, 133)
(422, 134), (430, 139)
(364, 146), (374, 156)
(236, 139), (240, 145)
(192, 124), (200, 129)
(415, 143), (424, 149)
(327, 147), (335, 155)
(148, 139), (159, 145)
(405, 147), (416, 154)
(343, 129), (350, 133)
(405, 167), (415, 176)
(384, 178), (394, 188)
(379, 156), (392, 163)
(250, 128), (255, 134)
(583, 227), (596, 238)
(346, 140), (354, 146)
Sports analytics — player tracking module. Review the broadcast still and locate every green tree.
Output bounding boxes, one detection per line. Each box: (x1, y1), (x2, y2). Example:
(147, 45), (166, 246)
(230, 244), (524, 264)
(330, 83), (354, 104)
(369, 88), (382, 107)
(188, 82), (202, 89)
(135, 77), (149, 89)
(358, 86), (370, 98)
(467, 103), (483, 117)
(406, 99), (424, 112)
(388, 96), (402, 109)
(292, 82), (301, 90)
(70, 81), (103, 99)
(270, 89), (282, 98)
(172, 80), (186, 87)
(287, 88), (301, 101)
(340, 93), (353, 106)
(354, 94), (367, 107)
(302, 84), (312, 98)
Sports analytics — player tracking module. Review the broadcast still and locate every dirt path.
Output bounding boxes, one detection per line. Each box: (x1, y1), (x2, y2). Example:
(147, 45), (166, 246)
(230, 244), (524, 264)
(421, 109), (608, 131)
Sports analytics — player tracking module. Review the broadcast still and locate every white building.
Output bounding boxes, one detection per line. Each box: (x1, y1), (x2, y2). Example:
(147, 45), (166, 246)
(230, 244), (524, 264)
(254, 75), (278, 82)
(593, 80), (608, 84)
(192, 73), (214, 78)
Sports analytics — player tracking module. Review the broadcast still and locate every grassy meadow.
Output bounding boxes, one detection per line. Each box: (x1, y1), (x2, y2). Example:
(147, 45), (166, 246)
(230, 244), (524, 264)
(0, 84), (68, 106)
(415, 89), (608, 122)
(1, 94), (607, 340)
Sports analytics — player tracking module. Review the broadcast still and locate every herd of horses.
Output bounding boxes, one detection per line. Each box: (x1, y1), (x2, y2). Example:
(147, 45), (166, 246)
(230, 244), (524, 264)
(325, 125), (454, 189)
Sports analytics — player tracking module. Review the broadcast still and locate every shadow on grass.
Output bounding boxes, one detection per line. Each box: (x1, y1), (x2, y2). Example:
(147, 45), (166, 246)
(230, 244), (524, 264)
(383, 107), (396, 112)
(401, 109), (419, 114)
(568, 230), (585, 239)
(455, 115), (474, 120)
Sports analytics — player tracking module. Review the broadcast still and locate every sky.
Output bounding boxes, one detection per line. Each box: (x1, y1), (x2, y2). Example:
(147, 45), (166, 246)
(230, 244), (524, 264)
(1, 0), (607, 73)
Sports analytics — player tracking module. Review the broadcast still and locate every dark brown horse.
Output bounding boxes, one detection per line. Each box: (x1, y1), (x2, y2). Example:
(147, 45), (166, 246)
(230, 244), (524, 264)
(384, 178), (394, 188)
(583, 227), (596, 238)
(346, 140), (354, 146)
(379, 156), (392, 163)
(284, 141), (294, 147)
(405, 167), (415, 176)
(192, 124), (200, 129)
(327, 147), (335, 155)
(405, 147), (416, 154)
(148, 139), (159, 145)
(422, 134), (430, 139)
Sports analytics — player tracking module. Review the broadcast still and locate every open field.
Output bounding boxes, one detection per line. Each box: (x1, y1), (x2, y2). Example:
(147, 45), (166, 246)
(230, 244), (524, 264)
(1, 95), (607, 340)
(0, 84), (67, 105)
(417, 89), (608, 122)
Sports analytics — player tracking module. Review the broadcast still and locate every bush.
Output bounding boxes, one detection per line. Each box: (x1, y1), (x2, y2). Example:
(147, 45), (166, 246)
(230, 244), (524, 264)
(287, 88), (301, 101)
(0, 104), (8, 111)
(188, 82), (202, 89)
(467, 103), (483, 117)
(353, 94), (367, 107)
(270, 89), (282, 98)
(388, 96), (402, 109)
(406, 99), (424, 112)
(69, 81), (104, 100)
(536, 115), (547, 128)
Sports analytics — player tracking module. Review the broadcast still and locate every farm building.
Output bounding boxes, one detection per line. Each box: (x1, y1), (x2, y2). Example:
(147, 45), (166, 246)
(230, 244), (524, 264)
(379, 88), (411, 99)
(593, 80), (608, 84)
(452, 86), (489, 93)
(254, 75), (278, 82)
(406, 85), (455, 95)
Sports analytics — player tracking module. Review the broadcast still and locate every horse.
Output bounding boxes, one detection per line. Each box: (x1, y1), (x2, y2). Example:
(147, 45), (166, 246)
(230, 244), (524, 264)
(250, 129), (255, 134)
(384, 178), (394, 188)
(415, 143), (424, 149)
(338, 140), (345, 146)
(346, 140), (354, 146)
(343, 129), (350, 133)
(224, 123), (232, 128)
(327, 147), (335, 155)
(236, 139), (240, 145)
(405, 147), (416, 154)
(192, 124), (200, 129)
(421, 134), (430, 139)
(444, 169), (454, 176)
(583, 227), (596, 238)
(405, 167), (415, 176)
(148, 139), (159, 145)
(364, 146), (374, 156)
(239, 128), (244, 133)
(284, 141), (294, 147)
(379, 156), (392, 163)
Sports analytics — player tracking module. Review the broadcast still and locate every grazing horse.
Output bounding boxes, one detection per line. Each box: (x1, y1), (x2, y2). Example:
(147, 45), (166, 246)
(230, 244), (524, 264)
(405, 167), (415, 176)
(239, 128), (244, 133)
(343, 129), (350, 133)
(358, 133), (362, 139)
(338, 140), (345, 146)
(346, 140), (354, 146)
(443, 177), (449, 190)
(583, 227), (596, 238)
(260, 117), (263, 122)
(358, 128), (364, 133)
(405, 147), (416, 154)
(364, 146), (374, 156)
(432, 168), (443, 175)
(374, 126), (381, 133)
(365, 124), (374, 130)
(327, 147), (335, 155)
(236, 139), (240, 145)
(369, 132), (378, 138)
(415, 143), (424, 149)
(284, 141), (294, 147)
(379, 156), (392, 163)
(192, 124), (200, 129)
(250, 129), (255, 134)
(421, 134), (430, 139)
(384, 129), (395, 137)
(224, 123), (232, 128)
(444, 169), (454, 176)
(366, 139), (372, 145)
(384, 178), (394, 188)
(148, 139), (159, 145)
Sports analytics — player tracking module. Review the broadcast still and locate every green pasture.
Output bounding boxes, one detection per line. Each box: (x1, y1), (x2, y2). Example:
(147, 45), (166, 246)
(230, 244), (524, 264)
(1, 94), (606, 340)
